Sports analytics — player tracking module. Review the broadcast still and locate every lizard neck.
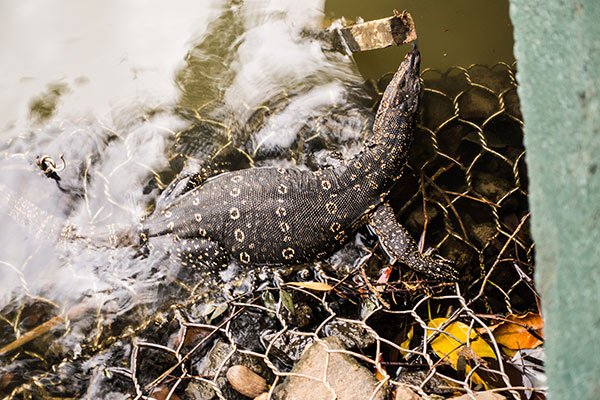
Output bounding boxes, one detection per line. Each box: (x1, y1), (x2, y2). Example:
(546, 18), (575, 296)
(338, 112), (416, 198)
(336, 47), (421, 201)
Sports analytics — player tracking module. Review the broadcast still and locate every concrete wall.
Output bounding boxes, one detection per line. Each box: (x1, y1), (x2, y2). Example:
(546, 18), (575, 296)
(509, 1), (600, 398)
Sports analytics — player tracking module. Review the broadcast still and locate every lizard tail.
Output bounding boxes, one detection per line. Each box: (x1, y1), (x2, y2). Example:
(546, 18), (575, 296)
(0, 184), (136, 249)
(0, 183), (68, 243)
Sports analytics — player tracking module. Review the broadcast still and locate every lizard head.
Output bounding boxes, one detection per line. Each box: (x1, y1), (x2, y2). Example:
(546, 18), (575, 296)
(374, 46), (421, 126)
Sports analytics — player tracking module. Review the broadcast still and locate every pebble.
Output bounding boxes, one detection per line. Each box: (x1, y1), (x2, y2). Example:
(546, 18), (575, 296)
(226, 364), (268, 398)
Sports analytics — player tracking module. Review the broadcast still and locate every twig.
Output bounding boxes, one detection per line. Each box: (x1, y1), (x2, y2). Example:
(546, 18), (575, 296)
(0, 302), (90, 357)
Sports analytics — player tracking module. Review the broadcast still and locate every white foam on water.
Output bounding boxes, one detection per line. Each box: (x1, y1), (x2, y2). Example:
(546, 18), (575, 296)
(249, 82), (348, 152)
(0, 0), (226, 309)
(224, 0), (358, 114)
(0, 111), (186, 308)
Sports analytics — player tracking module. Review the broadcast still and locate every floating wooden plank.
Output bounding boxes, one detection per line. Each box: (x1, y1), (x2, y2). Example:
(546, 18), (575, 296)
(338, 10), (417, 53)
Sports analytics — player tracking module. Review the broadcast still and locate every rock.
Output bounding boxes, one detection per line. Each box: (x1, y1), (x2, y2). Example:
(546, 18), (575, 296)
(185, 381), (217, 400)
(261, 319), (375, 370)
(396, 371), (450, 397)
(261, 330), (315, 364)
(229, 310), (277, 351)
(272, 336), (386, 400)
(226, 365), (268, 398)
(323, 319), (376, 349)
(185, 340), (271, 400)
(394, 385), (422, 399)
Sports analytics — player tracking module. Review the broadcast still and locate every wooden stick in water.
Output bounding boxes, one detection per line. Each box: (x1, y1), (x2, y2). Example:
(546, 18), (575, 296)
(0, 302), (90, 357)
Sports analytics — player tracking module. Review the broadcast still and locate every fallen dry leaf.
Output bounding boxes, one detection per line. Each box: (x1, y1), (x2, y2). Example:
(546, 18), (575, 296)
(428, 318), (497, 364)
(400, 325), (414, 359)
(490, 312), (543, 350)
(172, 325), (213, 348)
(148, 385), (181, 400)
(287, 282), (333, 291)
(428, 318), (497, 387)
(374, 354), (387, 381)
(376, 266), (393, 284)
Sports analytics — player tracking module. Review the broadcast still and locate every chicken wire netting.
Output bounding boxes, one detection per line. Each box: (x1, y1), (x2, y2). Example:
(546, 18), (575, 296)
(0, 61), (541, 400)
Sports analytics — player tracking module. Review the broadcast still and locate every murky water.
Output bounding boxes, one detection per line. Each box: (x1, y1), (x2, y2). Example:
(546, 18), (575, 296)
(0, 0), (515, 397)
(326, 0), (515, 77)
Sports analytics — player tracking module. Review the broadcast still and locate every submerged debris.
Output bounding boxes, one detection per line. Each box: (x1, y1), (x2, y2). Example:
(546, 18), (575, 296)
(35, 153), (66, 182)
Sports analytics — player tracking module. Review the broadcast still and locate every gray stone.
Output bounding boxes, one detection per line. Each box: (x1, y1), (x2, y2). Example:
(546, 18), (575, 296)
(393, 385), (421, 400)
(272, 336), (386, 400)
(185, 339), (270, 400)
(323, 319), (376, 349)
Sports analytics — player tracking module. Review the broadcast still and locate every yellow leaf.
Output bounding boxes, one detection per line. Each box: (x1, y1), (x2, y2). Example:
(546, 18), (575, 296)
(490, 312), (543, 350)
(428, 318), (497, 365)
(427, 318), (497, 388)
(287, 282), (333, 291)
(400, 325), (414, 360)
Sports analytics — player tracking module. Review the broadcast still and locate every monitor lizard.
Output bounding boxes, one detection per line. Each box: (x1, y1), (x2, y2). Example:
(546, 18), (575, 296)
(0, 48), (457, 280)
(139, 47), (457, 280)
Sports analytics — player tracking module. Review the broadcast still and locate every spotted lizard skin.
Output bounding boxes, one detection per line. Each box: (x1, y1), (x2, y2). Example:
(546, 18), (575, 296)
(141, 48), (458, 280)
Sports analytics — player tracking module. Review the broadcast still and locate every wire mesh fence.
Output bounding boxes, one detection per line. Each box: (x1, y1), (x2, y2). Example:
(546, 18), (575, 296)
(0, 61), (541, 400)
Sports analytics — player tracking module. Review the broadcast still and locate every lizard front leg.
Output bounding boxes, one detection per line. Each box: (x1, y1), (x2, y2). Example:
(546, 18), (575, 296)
(368, 202), (459, 280)
(155, 160), (227, 211)
(155, 160), (204, 211)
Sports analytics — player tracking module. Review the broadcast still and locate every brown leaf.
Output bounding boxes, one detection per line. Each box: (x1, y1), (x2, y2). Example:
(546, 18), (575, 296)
(490, 312), (543, 350)
(148, 385), (181, 400)
(181, 326), (214, 347)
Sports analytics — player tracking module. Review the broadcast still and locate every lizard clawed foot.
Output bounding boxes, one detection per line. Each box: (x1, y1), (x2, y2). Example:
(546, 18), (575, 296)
(368, 203), (460, 281)
(407, 249), (459, 281)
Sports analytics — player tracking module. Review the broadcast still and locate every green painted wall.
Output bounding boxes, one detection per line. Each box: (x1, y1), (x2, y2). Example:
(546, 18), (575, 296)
(509, 1), (600, 399)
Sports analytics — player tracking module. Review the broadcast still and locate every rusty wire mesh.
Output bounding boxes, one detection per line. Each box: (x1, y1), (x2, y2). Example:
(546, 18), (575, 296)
(0, 62), (541, 400)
